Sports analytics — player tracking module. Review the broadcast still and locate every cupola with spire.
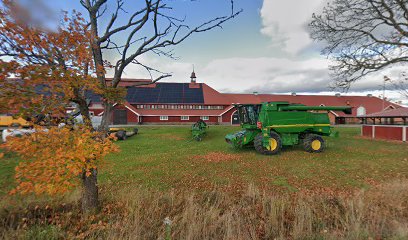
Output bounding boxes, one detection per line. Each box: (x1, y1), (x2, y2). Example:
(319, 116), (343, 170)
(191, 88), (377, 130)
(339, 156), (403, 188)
(190, 65), (197, 83)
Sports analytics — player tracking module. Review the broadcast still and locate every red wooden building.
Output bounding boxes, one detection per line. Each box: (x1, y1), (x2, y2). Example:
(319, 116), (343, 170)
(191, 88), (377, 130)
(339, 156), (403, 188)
(88, 72), (405, 125)
(361, 108), (408, 142)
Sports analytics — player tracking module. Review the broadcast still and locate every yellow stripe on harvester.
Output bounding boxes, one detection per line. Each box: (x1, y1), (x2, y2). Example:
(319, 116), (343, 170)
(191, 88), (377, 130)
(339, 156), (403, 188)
(267, 124), (331, 128)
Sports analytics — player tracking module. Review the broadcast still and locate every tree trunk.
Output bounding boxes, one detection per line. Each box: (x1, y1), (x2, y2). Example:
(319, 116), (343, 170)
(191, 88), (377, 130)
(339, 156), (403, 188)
(100, 101), (112, 132)
(81, 168), (99, 213)
(78, 98), (93, 129)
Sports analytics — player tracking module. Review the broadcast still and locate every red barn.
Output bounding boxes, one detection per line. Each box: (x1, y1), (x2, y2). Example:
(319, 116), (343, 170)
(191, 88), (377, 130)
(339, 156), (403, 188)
(88, 72), (404, 125)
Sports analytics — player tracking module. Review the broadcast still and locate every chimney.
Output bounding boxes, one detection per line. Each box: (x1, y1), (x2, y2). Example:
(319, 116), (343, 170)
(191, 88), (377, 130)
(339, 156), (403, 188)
(291, 92), (296, 96)
(335, 93), (341, 97)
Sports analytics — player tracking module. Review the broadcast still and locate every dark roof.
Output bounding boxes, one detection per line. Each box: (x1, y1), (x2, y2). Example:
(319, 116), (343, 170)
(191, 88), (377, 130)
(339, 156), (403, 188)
(86, 90), (102, 103)
(127, 83), (204, 104)
(86, 83), (204, 104)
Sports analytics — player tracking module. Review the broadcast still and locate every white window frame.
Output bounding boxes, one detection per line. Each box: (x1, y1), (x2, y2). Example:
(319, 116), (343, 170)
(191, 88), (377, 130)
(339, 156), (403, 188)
(160, 116), (168, 121)
(201, 116), (209, 121)
(181, 116), (189, 121)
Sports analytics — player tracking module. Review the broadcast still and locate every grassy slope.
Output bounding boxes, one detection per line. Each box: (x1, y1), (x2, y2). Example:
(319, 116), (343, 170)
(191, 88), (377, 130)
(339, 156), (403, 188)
(1, 126), (407, 195)
(99, 126), (408, 194)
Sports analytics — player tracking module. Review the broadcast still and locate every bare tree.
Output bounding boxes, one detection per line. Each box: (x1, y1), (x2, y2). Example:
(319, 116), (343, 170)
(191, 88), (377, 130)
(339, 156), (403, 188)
(390, 72), (408, 99)
(309, 0), (408, 90)
(80, 0), (242, 130)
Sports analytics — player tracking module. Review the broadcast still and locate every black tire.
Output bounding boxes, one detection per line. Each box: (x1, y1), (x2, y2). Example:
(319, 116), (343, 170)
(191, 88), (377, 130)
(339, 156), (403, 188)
(133, 128), (138, 135)
(254, 132), (282, 155)
(116, 130), (126, 140)
(303, 134), (325, 153)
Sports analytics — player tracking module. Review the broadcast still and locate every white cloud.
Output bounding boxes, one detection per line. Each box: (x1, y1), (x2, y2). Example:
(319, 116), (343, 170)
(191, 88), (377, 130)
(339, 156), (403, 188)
(260, 0), (325, 55)
(201, 57), (330, 93)
(121, 55), (331, 92)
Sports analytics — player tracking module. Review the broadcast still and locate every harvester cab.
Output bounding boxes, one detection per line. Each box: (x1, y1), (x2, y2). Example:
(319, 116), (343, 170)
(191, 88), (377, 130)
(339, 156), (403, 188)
(235, 104), (261, 129)
(225, 102), (352, 155)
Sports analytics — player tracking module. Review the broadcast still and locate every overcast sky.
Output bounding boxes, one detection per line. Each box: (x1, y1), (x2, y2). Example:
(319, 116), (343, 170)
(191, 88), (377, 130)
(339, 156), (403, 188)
(15, 0), (408, 104)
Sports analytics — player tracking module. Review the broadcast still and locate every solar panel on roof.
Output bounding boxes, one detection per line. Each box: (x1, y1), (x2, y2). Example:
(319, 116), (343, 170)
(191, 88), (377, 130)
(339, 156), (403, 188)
(88, 83), (204, 104)
(85, 91), (102, 103)
(128, 83), (204, 104)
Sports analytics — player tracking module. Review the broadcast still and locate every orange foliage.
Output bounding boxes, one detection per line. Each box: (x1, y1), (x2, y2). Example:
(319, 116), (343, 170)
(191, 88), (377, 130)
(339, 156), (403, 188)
(0, 0), (103, 117)
(3, 126), (118, 195)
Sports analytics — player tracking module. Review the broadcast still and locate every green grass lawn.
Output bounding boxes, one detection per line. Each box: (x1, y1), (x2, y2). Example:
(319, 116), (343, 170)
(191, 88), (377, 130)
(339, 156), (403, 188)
(95, 126), (408, 194)
(1, 126), (408, 196)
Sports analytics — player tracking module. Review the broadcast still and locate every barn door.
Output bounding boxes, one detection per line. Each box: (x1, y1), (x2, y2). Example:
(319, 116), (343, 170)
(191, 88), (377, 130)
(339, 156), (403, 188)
(231, 111), (240, 125)
(113, 109), (127, 125)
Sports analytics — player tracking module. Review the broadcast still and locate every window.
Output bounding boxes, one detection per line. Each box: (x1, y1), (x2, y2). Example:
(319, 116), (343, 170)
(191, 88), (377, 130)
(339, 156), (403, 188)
(160, 116), (168, 121)
(201, 116), (209, 121)
(356, 106), (366, 116)
(181, 116), (189, 121)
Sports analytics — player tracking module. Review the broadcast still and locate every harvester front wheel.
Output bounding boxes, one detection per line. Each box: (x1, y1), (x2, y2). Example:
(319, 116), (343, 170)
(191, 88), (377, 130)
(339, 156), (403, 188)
(254, 132), (282, 155)
(303, 134), (325, 153)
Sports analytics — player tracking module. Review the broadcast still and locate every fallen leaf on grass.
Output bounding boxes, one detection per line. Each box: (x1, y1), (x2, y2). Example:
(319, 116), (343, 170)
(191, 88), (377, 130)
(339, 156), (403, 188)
(190, 152), (242, 163)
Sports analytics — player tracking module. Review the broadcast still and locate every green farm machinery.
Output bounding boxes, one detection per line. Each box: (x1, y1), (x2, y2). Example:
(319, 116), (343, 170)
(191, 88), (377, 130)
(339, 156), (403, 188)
(225, 102), (352, 155)
(192, 119), (207, 141)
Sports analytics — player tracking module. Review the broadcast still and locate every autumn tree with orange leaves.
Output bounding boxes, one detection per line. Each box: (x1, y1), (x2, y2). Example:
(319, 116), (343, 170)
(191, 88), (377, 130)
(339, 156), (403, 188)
(1, 0), (240, 213)
(0, 1), (118, 212)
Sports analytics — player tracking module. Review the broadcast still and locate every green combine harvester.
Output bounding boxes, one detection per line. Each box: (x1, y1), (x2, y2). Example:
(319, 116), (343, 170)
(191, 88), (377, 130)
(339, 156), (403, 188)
(225, 102), (352, 155)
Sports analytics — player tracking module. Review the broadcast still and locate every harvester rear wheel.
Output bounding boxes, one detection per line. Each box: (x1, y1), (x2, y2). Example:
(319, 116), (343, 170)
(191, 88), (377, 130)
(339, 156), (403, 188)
(254, 132), (282, 155)
(303, 134), (325, 153)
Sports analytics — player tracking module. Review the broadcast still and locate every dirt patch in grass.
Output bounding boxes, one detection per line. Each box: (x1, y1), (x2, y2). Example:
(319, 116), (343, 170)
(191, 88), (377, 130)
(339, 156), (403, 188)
(156, 133), (185, 141)
(190, 152), (242, 163)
